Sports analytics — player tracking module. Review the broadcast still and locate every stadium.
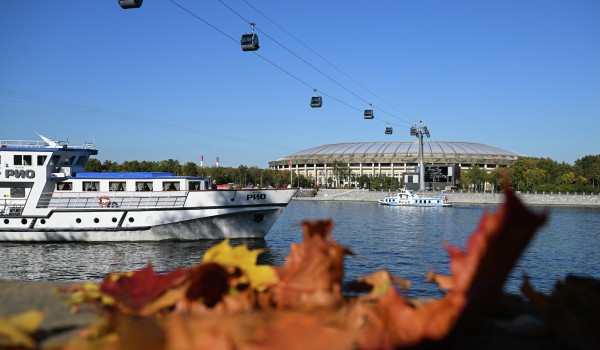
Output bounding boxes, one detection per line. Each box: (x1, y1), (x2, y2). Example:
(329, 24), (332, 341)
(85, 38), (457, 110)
(268, 141), (523, 189)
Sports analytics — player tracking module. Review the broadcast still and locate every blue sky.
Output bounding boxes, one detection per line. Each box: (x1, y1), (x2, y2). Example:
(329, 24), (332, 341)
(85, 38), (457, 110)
(1, 1), (599, 167)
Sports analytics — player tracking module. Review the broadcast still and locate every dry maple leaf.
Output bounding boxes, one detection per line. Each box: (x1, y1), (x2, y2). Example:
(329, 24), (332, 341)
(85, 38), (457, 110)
(272, 220), (353, 310)
(100, 264), (188, 313)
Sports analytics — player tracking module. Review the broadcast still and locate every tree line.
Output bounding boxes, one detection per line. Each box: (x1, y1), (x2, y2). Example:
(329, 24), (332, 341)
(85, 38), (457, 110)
(85, 153), (600, 192)
(460, 154), (600, 193)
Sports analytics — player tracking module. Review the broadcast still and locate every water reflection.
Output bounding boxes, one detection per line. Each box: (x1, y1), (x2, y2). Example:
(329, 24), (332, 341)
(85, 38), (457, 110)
(0, 238), (276, 281)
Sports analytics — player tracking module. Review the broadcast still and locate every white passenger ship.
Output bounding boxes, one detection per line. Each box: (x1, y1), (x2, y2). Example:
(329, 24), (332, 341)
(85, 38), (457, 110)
(0, 135), (298, 241)
(378, 188), (453, 207)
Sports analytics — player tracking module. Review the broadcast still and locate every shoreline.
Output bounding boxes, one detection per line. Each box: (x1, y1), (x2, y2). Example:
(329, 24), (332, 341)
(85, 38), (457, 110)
(294, 189), (600, 206)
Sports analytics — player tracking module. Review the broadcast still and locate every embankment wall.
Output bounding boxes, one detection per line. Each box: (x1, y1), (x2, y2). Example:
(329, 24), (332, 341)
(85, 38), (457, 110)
(294, 189), (600, 206)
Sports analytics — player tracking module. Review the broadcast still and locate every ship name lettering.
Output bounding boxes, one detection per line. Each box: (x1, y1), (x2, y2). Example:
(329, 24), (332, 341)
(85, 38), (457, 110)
(247, 193), (266, 200)
(5, 169), (36, 179)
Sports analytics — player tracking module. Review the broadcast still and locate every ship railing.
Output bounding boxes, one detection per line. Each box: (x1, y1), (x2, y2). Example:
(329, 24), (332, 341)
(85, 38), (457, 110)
(1, 199), (26, 216)
(36, 191), (188, 209)
(0, 139), (95, 149)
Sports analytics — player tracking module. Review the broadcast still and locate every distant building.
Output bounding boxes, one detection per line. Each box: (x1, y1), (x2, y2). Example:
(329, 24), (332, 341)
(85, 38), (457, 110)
(268, 141), (522, 189)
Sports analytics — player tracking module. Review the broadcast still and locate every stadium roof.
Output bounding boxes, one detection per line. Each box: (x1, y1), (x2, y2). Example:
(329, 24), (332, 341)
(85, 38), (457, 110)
(269, 141), (524, 167)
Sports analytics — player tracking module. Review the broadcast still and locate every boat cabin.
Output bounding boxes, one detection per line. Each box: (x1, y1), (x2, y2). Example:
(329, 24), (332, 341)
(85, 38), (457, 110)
(1, 135), (213, 215)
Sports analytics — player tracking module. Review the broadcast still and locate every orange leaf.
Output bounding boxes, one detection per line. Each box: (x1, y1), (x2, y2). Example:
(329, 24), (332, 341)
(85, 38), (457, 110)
(272, 220), (353, 310)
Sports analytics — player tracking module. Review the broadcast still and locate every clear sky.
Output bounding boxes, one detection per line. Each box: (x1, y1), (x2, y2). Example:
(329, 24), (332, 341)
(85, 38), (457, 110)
(1, 1), (599, 167)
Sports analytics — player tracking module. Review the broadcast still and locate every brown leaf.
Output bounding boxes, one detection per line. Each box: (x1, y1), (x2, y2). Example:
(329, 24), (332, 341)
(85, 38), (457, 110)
(100, 264), (188, 313)
(272, 220), (352, 310)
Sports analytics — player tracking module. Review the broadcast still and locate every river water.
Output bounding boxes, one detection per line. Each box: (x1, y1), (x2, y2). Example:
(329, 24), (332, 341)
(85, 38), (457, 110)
(1, 200), (599, 299)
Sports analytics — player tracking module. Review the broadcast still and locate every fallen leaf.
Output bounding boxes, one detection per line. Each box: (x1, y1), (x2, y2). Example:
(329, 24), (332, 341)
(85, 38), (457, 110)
(100, 264), (188, 313)
(0, 310), (44, 348)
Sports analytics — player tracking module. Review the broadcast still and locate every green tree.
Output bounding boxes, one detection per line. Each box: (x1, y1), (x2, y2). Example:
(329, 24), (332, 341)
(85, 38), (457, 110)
(181, 162), (199, 176)
(330, 160), (350, 187)
(575, 154), (600, 188)
(102, 160), (121, 172)
(468, 166), (487, 191)
(524, 167), (546, 191)
(84, 158), (102, 172)
(487, 167), (505, 192)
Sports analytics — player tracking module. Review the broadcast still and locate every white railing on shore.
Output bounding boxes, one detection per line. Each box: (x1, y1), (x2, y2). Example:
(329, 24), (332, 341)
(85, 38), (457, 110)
(36, 191), (188, 209)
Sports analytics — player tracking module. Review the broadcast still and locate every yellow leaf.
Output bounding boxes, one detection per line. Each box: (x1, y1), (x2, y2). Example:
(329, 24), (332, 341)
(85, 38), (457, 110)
(0, 310), (44, 348)
(203, 239), (278, 291)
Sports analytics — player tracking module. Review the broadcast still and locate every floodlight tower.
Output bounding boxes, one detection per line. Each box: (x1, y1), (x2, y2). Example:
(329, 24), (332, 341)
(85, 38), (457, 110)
(410, 122), (430, 191)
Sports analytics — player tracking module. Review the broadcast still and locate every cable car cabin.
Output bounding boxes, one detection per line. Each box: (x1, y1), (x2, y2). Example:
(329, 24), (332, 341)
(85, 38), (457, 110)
(310, 96), (322, 108)
(241, 33), (259, 51)
(118, 0), (143, 9)
(385, 127), (393, 135)
(364, 109), (374, 119)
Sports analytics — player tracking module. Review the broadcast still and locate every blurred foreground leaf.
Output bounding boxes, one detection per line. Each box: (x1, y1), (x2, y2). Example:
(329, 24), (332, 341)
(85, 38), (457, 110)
(0, 310), (44, 348)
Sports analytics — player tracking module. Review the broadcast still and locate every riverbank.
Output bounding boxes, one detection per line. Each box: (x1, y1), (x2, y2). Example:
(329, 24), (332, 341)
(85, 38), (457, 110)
(295, 189), (600, 206)
(0, 281), (100, 347)
(0, 281), (565, 349)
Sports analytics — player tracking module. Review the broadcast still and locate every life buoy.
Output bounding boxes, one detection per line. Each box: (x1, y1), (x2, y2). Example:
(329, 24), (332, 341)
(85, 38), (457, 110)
(98, 196), (111, 207)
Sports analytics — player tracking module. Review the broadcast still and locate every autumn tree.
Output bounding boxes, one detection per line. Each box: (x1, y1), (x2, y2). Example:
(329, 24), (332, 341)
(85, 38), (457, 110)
(181, 162), (199, 176)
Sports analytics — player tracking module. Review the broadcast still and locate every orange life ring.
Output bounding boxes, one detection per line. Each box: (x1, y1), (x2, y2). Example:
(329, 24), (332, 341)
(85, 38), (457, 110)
(98, 196), (111, 207)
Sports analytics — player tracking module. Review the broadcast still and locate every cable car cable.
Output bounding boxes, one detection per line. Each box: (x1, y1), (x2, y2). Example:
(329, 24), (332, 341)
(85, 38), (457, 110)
(169, 0), (412, 127)
(0, 88), (296, 152)
(237, 0), (414, 122)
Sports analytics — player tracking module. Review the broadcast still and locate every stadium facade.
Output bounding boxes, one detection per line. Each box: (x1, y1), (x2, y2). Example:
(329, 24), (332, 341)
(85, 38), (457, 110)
(268, 141), (523, 189)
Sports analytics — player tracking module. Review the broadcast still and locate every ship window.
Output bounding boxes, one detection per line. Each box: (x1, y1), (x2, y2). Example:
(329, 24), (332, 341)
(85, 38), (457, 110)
(23, 155), (32, 165)
(109, 182), (126, 191)
(136, 182), (153, 191)
(189, 181), (201, 190)
(37, 155), (47, 166)
(10, 188), (25, 198)
(49, 155), (60, 166)
(163, 182), (180, 191)
(83, 181), (100, 191)
(76, 156), (87, 166)
(57, 182), (73, 191)
(63, 156), (76, 166)
(14, 155), (22, 166)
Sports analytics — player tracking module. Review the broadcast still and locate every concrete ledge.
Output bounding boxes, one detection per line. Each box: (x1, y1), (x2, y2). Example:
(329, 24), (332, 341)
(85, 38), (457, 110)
(294, 189), (600, 206)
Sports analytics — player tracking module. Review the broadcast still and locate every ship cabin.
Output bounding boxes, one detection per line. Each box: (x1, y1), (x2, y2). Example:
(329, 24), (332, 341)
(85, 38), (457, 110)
(1, 136), (211, 216)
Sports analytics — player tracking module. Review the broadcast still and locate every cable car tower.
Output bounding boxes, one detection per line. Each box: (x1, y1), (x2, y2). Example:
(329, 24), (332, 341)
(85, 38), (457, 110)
(410, 122), (430, 191)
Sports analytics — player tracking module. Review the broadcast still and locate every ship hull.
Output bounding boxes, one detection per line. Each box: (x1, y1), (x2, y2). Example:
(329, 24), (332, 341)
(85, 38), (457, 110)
(0, 206), (285, 242)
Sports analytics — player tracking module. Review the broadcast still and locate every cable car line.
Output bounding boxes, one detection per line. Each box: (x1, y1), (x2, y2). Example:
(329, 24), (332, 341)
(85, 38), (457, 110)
(213, 0), (414, 126)
(167, 0), (239, 46)
(214, 0), (372, 108)
(168, 0), (413, 128)
(0, 87), (296, 152)
(237, 0), (414, 122)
